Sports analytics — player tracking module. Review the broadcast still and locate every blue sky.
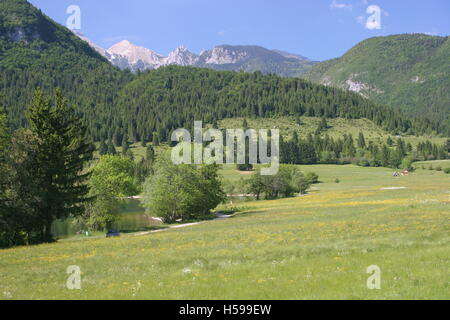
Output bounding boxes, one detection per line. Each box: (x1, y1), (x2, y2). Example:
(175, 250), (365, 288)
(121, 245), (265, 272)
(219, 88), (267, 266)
(29, 0), (450, 61)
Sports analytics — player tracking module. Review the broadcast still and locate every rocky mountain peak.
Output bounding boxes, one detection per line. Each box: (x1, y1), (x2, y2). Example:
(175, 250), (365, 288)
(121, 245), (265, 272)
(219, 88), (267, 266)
(74, 33), (317, 76)
(165, 45), (199, 66)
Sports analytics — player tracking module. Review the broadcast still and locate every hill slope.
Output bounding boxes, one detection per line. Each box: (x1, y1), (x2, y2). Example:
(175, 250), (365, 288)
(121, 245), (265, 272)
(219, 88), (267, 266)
(0, 1), (446, 143)
(0, 0), (132, 133)
(114, 65), (426, 143)
(304, 34), (450, 122)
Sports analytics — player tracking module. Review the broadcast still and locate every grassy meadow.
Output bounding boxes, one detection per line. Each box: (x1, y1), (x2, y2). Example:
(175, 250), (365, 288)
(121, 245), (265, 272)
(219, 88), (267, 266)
(1, 161), (449, 300)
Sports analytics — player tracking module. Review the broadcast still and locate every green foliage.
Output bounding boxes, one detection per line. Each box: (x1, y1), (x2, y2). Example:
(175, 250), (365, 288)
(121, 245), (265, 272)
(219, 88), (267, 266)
(142, 153), (225, 223)
(246, 165), (313, 200)
(146, 145), (155, 162)
(80, 155), (139, 230)
(1, 90), (94, 245)
(305, 172), (319, 184)
(99, 140), (108, 155)
(281, 129), (448, 169)
(358, 132), (366, 149)
(401, 157), (414, 171)
(444, 168), (450, 174)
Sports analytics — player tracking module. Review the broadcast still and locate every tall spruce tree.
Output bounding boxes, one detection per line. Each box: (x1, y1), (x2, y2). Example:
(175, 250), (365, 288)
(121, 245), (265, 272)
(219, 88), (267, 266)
(25, 90), (94, 242)
(107, 139), (117, 155)
(99, 140), (108, 155)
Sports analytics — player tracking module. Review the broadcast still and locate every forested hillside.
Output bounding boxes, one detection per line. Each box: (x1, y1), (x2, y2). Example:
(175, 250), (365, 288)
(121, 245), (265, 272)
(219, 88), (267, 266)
(113, 66), (444, 145)
(0, 0), (132, 130)
(0, 0), (448, 147)
(304, 34), (450, 123)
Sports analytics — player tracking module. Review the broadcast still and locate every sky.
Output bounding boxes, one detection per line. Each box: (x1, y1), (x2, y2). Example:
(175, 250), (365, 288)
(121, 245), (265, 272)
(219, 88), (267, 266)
(29, 0), (450, 61)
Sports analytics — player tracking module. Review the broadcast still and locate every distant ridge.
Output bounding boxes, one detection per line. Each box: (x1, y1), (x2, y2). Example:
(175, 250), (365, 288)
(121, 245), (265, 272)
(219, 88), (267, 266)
(303, 34), (450, 121)
(74, 32), (318, 77)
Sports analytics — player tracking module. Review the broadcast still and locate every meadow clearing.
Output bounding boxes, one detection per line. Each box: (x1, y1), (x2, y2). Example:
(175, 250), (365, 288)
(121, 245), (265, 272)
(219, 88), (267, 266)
(0, 161), (449, 300)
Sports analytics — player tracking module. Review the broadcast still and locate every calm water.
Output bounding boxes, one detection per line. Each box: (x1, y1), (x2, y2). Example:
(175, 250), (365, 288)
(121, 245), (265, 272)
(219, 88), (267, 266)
(51, 199), (157, 238)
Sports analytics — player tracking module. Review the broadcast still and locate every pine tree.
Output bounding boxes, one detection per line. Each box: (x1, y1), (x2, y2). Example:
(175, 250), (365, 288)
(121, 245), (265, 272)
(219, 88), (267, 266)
(146, 145), (155, 162)
(153, 133), (160, 146)
(358, 132), (366, 149)
(99, 140), (108, 155)
(387, 136), (393, 146)
(243, 119), (249, 129)
(107, 140), (117, 155)
(113, 129), (122, 147)
(122, 134), (129, 155)
(24, 90), (94, 242)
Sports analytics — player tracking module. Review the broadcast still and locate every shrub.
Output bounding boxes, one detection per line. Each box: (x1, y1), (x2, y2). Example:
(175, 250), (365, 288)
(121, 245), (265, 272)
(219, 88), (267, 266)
(335, 178), (340, 183)
(436, 166), (442, 171)
(444, 168), (450, 174)
(305, 172), (319, 184)
(246, 165), (315, 200)
(143, 153), (225, 223)
(358, 159), (370, 167)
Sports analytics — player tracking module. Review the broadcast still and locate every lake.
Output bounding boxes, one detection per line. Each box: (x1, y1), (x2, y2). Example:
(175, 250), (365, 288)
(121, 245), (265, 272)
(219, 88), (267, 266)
(51, 199), (159, 238)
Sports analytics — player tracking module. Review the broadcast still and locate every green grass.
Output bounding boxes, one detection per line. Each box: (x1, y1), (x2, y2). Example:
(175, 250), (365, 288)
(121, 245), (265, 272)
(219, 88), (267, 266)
(1, 162), (449, 300)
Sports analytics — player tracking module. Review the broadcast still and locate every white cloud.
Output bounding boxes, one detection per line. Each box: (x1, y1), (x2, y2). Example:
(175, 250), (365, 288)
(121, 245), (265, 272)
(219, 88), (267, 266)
(217, 30), (226, 36)
(330, 0), (352, 10)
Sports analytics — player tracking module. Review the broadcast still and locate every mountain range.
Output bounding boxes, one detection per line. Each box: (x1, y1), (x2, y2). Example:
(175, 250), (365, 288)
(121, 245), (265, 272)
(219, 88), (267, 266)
(74, 31), (318, 77)
(76, 30), (450, 123)
(0, 0), (448, 138)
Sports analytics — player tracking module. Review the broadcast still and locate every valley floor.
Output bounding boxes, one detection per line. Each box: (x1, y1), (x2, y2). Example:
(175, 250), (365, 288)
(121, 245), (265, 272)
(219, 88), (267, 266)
(0, 162), (449, 300)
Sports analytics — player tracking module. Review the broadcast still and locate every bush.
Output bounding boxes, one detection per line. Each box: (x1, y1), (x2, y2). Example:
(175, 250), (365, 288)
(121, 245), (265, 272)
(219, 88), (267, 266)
(402, 157), (414, 171)
(143, 153), (226, 223)
(335, 178), (340, 183)
(436, 166), (442, 171)
(246, 165), (315, 200)
(444, 168), (450, 174)
(358, 159), (370, 167)
(78, 155), (140, 230)
(305, 172), (319, 184)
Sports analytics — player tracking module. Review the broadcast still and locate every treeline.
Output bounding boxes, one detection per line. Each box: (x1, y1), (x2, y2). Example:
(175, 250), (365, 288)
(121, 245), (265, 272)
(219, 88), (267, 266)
(245, 167), (319, 200)
(281, 124), (449, 168)
(110, 67), (448, 146)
